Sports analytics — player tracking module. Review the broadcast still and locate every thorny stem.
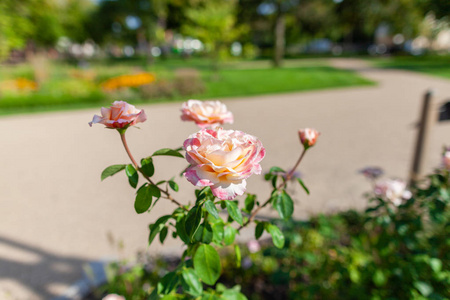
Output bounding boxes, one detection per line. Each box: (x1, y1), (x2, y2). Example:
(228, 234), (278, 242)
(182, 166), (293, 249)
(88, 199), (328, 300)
(120, 132), (187, 211)
(238, 148), (308, 231)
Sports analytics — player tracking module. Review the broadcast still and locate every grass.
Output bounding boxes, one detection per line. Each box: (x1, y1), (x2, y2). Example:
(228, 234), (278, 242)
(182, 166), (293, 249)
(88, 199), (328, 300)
(0, 57), (373, 116)
(369, 55), (450, 79)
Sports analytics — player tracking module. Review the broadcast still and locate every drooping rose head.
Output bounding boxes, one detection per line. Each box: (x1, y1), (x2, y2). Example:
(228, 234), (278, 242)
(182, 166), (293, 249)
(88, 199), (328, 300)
(181, 100), (233, 128)
(442, 147), (450, 169)
(183, 128), (265, 200)
(298, 128), (320, 149)
(359, 166), (384, 180)
(374, 179), (411, 206)
(89, 101), (147, 129)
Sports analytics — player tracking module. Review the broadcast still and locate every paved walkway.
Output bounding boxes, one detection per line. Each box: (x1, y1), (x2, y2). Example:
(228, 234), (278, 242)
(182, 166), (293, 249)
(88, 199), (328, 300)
(0, 59), (449, 299)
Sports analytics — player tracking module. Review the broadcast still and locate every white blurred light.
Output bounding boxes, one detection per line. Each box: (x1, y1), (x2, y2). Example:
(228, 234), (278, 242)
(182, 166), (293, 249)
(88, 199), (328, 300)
(71, 44), (82, 56)
(124, 46), (135, 57)
(376, 44), (387, 54)
(125, 15), (142, 30)
(191, 39), (202, 50)
(393, 34), (405, 45)
(183, 39), (193, 50)
(231, 42), (242, 56)
(151, 47), (162, 57)
(82, 43), (95, 57)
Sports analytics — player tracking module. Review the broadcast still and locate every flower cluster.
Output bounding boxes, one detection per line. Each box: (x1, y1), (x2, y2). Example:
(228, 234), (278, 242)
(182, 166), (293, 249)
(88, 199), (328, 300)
(0, 78), (39, 92)
(101, 72), (156, 91)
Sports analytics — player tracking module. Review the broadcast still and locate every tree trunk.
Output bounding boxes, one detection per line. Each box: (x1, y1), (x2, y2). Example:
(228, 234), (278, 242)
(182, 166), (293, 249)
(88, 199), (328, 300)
(273, 12), (286, 68)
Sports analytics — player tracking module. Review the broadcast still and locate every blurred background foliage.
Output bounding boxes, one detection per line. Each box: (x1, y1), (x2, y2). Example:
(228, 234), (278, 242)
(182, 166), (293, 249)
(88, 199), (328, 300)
(0, 0), (449, 115)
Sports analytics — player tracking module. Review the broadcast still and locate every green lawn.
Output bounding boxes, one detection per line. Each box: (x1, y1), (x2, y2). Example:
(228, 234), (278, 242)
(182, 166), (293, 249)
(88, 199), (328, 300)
(369, 55), (450, 79)
(0, 58), (373, 115)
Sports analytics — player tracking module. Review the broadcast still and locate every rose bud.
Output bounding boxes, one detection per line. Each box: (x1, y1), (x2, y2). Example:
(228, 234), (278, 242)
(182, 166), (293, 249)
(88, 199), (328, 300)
(183, 127), (265, 200)
(89, 101), (147, 129)
(298, 128), (320, 149)
(181, 100), (233, 128)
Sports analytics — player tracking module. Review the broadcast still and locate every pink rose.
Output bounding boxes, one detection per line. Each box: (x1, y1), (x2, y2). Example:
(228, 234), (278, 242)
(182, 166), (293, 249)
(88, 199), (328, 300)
(181, 100), (233, 128)
(443, 148), (450, 169)
(374, 179), (412, 206)
(102, 294), (125, 300)
(183, 128), (265, 200)
(298, 128), (320, 148)
(89, 101), (147, 129)
(247, 240), (261, 253)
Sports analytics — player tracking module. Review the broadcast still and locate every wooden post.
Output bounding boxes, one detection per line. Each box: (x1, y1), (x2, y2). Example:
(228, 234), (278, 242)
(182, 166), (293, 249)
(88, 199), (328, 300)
(409, 90), (437, 186)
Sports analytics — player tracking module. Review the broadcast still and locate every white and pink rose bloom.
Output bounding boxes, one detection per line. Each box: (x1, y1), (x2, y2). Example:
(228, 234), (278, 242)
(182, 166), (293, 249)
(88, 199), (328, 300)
(181, 100), (233, 128)
(183, 127), (265, 200)
(374, 179), (412, 206)
(89, 101), (147, 129)
(442, 147), (450, 169)
(298, 128), (320, 149)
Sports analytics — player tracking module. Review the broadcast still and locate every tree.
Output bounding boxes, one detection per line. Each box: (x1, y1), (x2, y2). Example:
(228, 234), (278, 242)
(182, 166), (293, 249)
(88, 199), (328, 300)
(182, 0), (248, 72)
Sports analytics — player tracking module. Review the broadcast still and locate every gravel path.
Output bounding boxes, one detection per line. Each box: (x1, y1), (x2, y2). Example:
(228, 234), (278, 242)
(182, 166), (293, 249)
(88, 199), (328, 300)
(0, 58), (449, 299)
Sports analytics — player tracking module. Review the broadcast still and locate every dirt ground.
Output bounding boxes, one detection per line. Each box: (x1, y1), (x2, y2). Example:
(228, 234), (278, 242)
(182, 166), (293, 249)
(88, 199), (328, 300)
(0, 58), (449, 299)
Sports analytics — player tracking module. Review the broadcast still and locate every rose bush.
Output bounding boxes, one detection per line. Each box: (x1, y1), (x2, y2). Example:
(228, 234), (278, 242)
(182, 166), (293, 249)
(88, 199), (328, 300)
(90, 99), (316, 299)
(89, 101), (147, 129)
(183, 127), (265, 200)
(180, 99), (233, 128)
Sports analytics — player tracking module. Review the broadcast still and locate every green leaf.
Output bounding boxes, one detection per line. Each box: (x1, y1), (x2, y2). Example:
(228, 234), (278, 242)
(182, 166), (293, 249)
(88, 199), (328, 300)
(373, 269), (387, 287)
(140, 158), (155, 177)
(159, 226), (168, 244)
(101, 164), (126, 181)
(149, 215), (171, 245)
(152, 148), (184, 158)
(148, 184), (161, 199)
(224, 226), (236, 245)
(225, 201), (243, 226)
(157, 271), (179, 295)
(414, 281), (433, 297)
(222, 290), (248, 300)
(430, 258), (442, 273)
(135, 184), (153, 214)
(205, 200), (219, 219)
(211, 221), (225, 244)
(176, 216), (190, 244)
(297, 178), (310, 195)
(274, 191), (294, 220)
(193, 244), (221, 285)
(186, 206), (203, 239)
(255, 222), (265, 240)
(244, 194), (256, 213)
(234, 245), (241, 268)
(182, 268), (203, 297)
(266, 224), (285, 248)
(125, 164), (139, 188)
(269, 166), (285, 174)
(168, 180), (179, 192)
(194, 222), (213, 244)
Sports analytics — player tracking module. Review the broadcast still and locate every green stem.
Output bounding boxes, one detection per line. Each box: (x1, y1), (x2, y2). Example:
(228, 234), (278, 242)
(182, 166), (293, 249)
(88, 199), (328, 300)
(119, 131), (187, 211)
